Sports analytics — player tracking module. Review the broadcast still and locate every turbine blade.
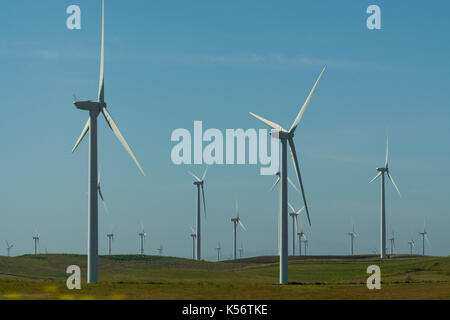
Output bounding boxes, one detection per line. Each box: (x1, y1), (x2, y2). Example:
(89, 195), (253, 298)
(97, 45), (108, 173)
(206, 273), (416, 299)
(249, 112), (284, 131)
(201, 165), (208, 181)
(239, 220), (247, 231)
(369, 172), (382, 184)
(288, 202), (295, 213)
(201, 184), (206, 219)
(269, 177), (280, 192)
(289, 67), (326, 133)
(188, 171), (201, 182)
(385, 135), (389, 168)
(98, 186), (105, 202)
(387, 172), (402, 197)
(288, 138), (311, 226)
(101, 107), (146, 176)
(98, 0), (105, 102)
(235, 200), (239, 218)
(72, 118), (90, 153)
(297, 206), (305, 215)
(287, 177), (300, 194)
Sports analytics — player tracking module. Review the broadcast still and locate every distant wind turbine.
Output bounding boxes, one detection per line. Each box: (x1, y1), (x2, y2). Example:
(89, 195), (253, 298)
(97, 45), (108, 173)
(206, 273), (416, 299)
(347, 225), (357, 256)
(407, 239), (415, 256)
(33, 230), (40, 255)
(419, 222), (430, 256)
(250, 67), (326, 283)
(388, 231), (396, 255)
(5, 241), (13, 257)
(138, 222), (147, 255)
(215, 242), (221, 261)
(231, 201), (246, 260)
(71, 0), (146, 284)
(157, 245), (163, 256)
(238, 242), (244, 259)
(188, 166), (208, 260)
(370, 136), (402, 259)
(107, 231), (114, 255)
(297, 221), (306, 256)
(288, 203), (304, 256)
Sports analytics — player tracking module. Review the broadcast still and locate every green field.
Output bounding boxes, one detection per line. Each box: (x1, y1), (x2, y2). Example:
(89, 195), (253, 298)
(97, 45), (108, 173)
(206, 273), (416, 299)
(0, 254), (449, 300)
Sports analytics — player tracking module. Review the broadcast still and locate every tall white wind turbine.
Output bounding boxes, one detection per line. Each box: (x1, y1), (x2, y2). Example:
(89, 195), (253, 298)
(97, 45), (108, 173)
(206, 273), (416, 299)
(288, 203), (304, 256)
(71, 0), (145, 283)
(250, 67), (325, 284)
(370, 136), (401, 259)
(157, 245), (163, 256)
(188, 166), (208, 260)
(5, 241), (13, 257)
(231, 200), (247, 260)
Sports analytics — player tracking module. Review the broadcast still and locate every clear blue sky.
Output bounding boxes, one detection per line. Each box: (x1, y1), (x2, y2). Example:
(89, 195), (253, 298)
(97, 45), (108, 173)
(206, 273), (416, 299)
(0, 1), (449, 259)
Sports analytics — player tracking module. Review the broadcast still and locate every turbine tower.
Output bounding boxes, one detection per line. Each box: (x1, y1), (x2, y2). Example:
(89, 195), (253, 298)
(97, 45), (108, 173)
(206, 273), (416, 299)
(231, 201), (247, 260)
(407, 240), (415, 256)
(250, 67), (325, 284)
(215, 242), (221, 261)
(138, 223), (147, 255)
(157, 245), (163, 256)
(32, 231), (40, 255)
(388, 231), (395, 255)
(5, 241), (13, 257)
(347, 225), (357, 256)
(106, 232), (114, 255)
(71, 0), (146, 283)
(288, 203), (304, 256)
(189, 226), (196, 259)
(370, 136), (402, 259)
(188, 166), (208, 261)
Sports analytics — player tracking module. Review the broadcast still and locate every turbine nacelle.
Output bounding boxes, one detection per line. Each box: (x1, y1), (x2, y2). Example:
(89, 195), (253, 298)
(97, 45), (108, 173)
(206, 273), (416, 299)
(270, 130), (291, 140)
(73, 100), (106, 112)
(376, 167), (388, 173)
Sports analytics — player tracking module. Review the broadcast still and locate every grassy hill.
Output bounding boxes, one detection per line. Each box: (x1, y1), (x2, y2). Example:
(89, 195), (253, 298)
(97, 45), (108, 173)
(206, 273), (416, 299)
(0, 254), (449, 299)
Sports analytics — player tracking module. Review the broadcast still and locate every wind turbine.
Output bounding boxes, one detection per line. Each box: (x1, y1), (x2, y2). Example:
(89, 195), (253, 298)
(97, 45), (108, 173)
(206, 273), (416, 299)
(238, 242), (244, 259)
(297, 220), (306, 256)
(347, 225), (357, 256)
(5, 241), (13, 257)
(388, 231), (395, 255)
(188, 166), (208, 261)
(370, 136), (402, 259)
(250, 67), (325, 284)
(157, 245), (163, 256)
(71, 0), (146, 283)
(107, 231), (114, 255)
(215, 242), (221, 261)
(288, 203), (304, 256)
(407, 239), (415, 256)
(189, 226), (196, 260)
(231, 201), (247, 260)
(138, 222), (147, 255)
(419, 223), (430, 256)
(33, 230), (40, 255)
